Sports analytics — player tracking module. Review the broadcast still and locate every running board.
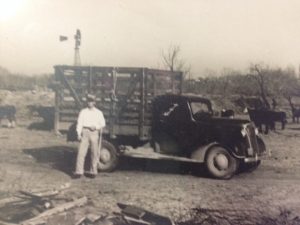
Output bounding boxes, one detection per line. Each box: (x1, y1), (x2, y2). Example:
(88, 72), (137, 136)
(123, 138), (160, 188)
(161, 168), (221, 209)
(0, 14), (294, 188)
(120, 147), (203, 163)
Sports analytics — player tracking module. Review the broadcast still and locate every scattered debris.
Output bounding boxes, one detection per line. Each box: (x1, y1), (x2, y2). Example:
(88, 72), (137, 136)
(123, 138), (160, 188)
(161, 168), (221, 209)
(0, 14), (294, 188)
(75, 203), (175, 225)
(0, 183), (85, 225)
(0, 182), (174, 225)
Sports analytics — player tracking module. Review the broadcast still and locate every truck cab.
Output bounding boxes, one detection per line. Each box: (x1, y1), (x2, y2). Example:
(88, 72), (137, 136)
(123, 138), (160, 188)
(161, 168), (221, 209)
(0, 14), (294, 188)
(151, 94), (266, 179)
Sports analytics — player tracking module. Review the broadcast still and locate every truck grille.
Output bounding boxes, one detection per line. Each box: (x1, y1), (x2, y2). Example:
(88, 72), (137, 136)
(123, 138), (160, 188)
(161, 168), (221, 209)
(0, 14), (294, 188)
(245, 124), (259, 156)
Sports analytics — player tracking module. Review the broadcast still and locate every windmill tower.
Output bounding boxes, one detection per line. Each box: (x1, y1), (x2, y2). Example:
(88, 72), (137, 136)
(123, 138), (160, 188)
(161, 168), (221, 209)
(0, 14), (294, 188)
(59, 29), (82, 66)
(74, 29), (81, 66)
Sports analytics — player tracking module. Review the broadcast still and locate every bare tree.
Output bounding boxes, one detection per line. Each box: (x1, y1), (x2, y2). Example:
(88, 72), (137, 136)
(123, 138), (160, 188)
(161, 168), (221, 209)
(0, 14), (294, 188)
(249, 63), (300, 116)
(275, 69), (300, 119)
(162, 45), (181, 72)
(219, 68), (240, 99)
(161, 44), (193, 92)
(161, 44), (191, 75)
(249, 63), (271, 109)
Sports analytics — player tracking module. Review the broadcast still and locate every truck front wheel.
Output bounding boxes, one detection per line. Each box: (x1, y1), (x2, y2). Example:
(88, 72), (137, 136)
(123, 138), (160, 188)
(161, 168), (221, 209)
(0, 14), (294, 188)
(205, 146), (238, 179)
(98, 140), (119, 172)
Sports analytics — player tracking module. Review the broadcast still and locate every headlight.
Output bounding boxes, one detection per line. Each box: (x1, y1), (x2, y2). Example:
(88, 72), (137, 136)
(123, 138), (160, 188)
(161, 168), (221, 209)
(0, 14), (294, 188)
(255, 128), (259, 135)
(241, 127), (247, 137)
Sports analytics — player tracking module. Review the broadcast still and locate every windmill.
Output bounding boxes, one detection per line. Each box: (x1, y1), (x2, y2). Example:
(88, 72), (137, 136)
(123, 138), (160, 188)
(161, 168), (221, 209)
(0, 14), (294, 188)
(59, 29), (82, 66)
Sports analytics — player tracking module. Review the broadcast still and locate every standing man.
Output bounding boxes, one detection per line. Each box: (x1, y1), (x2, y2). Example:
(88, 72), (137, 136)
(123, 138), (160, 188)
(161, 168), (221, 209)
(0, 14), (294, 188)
(73, 94), (106, 179)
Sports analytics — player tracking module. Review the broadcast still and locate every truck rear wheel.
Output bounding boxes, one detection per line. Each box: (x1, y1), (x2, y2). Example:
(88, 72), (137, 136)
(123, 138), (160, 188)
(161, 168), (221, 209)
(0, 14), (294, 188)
(98, 140), (119, 172)
(205, 146), (238, 179)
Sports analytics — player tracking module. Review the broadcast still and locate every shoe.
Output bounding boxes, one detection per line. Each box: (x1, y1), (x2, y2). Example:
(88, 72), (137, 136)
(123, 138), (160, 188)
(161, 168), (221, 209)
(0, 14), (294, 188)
(72, 174), (82, 179)
(86, 174), (96, 179)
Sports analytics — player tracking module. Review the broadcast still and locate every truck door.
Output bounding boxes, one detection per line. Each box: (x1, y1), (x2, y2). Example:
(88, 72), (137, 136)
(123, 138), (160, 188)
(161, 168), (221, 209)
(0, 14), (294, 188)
(156, 99), (195, 152)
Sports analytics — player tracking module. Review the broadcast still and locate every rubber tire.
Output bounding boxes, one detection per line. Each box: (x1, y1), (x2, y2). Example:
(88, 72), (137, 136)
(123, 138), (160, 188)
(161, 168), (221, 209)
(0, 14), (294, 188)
(205, 146), (238, 179)
(98, 140), (119, 172)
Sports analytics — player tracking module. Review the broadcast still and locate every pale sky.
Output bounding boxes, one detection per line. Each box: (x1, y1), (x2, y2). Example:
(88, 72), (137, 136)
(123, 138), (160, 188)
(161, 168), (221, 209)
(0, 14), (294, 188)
(1, 0), (300, 77)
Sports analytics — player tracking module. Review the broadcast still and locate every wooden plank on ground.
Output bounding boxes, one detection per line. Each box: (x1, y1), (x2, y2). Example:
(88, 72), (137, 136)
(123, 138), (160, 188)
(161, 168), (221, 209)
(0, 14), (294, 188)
(0, 197), (25, 207)
(21, 196), (88, 225)
(0, 221), (18, 225)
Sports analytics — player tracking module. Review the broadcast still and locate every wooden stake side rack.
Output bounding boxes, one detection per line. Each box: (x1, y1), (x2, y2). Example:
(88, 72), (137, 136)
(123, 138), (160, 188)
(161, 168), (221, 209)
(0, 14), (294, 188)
(53, 65), (183, 140)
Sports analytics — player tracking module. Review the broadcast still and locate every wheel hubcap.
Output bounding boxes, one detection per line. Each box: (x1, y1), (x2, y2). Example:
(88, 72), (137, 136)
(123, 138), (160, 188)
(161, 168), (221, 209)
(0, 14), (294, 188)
(100, 149), (111, 163)
(214, 154), (229, 170)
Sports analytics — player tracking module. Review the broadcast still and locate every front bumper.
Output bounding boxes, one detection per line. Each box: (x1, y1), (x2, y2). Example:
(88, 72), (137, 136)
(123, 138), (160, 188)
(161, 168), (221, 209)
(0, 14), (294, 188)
(244, 154), (260, 163)
(244, 150), (270, 163)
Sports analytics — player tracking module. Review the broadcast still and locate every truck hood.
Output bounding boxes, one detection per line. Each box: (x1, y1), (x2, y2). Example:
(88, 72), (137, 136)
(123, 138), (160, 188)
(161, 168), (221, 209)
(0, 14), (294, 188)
(197, 116), (251, 127)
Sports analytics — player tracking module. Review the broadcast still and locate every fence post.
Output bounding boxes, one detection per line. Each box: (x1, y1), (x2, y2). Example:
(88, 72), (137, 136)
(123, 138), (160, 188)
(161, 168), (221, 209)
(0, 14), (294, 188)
(139, 68), (145, 140)
(54, 66), (61, 134)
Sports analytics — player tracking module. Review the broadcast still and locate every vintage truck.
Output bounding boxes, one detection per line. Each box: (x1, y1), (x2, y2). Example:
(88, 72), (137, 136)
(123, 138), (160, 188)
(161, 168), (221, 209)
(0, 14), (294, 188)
(54, 65), (266, 179)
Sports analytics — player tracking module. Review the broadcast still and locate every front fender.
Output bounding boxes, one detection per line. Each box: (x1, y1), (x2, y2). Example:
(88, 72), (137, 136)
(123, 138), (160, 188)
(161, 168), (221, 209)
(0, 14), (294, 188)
(191, 142), (224, 163)
(257, 136), (269, 156)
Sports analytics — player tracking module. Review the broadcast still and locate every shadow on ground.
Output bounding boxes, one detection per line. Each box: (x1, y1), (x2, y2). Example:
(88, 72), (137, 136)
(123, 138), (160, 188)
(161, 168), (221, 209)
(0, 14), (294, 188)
(278, 131), (300, 138)
(22, 146), (209, 178)
(27, 122), (53, 131)
(119, 156), (209, 177)
(23, 146), (75, 176)
(288, 127), (300, 131)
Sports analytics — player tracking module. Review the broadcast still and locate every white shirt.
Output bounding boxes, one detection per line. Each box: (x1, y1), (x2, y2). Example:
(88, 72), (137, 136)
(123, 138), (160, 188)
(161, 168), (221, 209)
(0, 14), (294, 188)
(76, 107), (106, 136)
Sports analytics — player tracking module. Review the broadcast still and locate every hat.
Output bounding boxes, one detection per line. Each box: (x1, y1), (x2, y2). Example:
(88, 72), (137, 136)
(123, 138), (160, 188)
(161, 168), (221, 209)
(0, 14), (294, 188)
(86, 94), (96, 102)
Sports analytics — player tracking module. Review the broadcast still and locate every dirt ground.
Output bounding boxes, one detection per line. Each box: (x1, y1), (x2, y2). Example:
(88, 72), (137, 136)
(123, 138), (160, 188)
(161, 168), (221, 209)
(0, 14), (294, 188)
(1, 91), (300, 224)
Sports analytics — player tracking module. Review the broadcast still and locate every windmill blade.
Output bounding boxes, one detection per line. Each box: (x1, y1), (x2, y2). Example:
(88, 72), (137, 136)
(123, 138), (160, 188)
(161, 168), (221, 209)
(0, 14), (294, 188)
(59, 35), (68, 41)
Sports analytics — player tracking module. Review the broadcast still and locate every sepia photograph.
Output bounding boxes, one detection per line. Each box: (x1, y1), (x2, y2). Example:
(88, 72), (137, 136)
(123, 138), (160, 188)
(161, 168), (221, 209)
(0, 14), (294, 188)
(0, 0), (300, 224)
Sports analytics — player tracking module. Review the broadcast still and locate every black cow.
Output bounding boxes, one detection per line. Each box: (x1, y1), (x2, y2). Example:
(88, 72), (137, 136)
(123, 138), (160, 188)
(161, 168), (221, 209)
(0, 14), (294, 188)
(220, 109), (235, 118)
(0, 105), (16, 128)
(292, 108), (300, 123)
(270, 111), (287, 130)
(247, 108), (286, 134)
(27, 105), (54, 129)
